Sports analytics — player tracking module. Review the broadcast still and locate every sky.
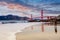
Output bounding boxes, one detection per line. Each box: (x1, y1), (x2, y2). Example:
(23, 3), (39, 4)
(0, 0), (60, 17)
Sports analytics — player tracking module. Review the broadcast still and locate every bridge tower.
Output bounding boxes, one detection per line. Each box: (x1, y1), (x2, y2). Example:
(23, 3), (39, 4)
(31, 14), (33, 20)
(41, 9), (44, 32)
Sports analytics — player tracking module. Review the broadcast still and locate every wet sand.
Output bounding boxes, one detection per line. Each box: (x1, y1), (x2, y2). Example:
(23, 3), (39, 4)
(16, 23), (60, 40)
(16, 32), (60, 40)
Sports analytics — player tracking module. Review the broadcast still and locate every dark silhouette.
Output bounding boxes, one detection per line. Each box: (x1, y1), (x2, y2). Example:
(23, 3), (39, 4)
(0, 15), (29, 20)
(54, 18), (57, 33)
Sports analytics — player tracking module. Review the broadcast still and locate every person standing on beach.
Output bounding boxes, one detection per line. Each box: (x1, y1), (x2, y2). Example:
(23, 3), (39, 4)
(54, 17), (57, 33)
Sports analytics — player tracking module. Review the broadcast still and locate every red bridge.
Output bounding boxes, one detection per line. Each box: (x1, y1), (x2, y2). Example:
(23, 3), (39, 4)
(29, 10), (56, 20)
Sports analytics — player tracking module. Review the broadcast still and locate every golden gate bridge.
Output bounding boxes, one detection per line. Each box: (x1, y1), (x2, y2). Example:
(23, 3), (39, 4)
(0, 2), (57, 33)
(29, 10), (56, 21)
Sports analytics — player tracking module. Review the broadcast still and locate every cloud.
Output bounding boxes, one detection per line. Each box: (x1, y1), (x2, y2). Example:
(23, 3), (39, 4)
(0, 0), (60, 15)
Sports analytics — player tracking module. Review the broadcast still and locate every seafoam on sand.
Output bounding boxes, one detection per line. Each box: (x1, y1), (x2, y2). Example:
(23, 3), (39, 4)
(0, 22), (40, 40)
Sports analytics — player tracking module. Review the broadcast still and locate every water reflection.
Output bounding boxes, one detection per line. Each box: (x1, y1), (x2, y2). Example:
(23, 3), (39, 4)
(22, 22), (60, 33)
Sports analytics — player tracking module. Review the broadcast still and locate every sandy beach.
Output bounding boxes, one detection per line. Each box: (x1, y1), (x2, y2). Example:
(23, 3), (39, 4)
(16, 23), (60, 40)
(0, 22), (40, 40)
(16, 32), (60, 40)
(0, 22), (60, 40)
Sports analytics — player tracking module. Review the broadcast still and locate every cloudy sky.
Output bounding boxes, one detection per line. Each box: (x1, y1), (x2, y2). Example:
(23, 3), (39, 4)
(0, 0), (60, 17)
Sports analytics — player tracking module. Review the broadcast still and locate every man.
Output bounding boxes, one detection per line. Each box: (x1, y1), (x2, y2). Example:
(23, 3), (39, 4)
(54, 17), (57, 33)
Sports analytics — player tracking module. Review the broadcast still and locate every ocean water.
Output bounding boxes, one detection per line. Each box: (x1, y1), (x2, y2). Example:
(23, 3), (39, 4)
(0, 20), (28, 24)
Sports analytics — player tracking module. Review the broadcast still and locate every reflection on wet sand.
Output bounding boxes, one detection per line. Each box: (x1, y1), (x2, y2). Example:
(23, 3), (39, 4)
(21, 22), (60, 33)
(16, 22), (60, 40)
